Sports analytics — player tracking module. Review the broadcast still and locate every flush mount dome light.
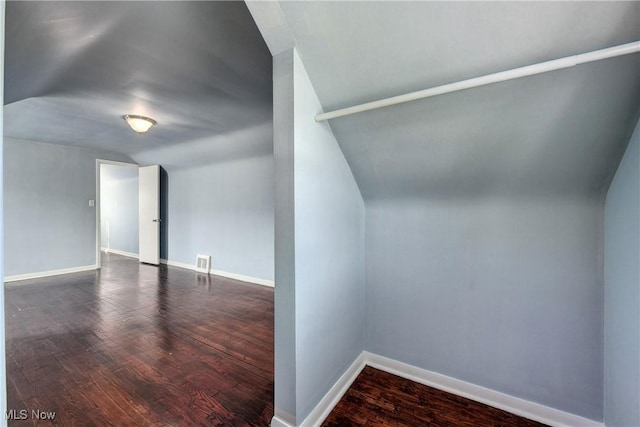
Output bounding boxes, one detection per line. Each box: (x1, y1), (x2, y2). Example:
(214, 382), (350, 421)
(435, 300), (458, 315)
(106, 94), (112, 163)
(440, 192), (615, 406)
(123, 114), (156, 134)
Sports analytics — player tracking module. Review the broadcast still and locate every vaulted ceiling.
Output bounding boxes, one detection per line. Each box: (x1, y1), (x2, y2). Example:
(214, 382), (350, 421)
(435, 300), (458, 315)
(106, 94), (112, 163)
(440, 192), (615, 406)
(249, 1), (640, 200)
(4, 1), (272, 165)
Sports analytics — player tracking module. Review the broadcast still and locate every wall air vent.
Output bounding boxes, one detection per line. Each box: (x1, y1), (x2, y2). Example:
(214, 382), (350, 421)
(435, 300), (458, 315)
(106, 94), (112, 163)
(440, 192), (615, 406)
(195, 254), (211, 274)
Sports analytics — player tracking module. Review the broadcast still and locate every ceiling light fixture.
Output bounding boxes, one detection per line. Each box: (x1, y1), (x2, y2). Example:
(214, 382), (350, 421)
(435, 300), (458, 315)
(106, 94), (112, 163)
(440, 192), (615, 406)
(123, 114), (157, 134)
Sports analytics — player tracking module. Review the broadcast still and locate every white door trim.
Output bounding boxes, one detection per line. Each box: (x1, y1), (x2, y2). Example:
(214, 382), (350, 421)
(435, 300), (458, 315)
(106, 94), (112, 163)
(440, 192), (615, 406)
(95, 159), (138, 268)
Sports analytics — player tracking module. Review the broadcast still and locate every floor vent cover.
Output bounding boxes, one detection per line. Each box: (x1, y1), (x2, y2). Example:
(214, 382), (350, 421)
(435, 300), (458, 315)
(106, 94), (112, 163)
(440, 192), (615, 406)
(195, 255), (211, 274)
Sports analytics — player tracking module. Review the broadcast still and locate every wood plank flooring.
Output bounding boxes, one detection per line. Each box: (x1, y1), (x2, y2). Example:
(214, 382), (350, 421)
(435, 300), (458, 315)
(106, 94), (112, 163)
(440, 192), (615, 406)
(5, 253), (274, 426)
(7, 253), (550, 426)
(322, 366), (549, 427)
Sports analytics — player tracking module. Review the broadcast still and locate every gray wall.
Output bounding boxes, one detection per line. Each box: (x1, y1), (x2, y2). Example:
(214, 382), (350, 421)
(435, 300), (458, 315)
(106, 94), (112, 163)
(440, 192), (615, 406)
(100, 164), (138, 255)
(4, 138), (133, 276)
(3, 136), (272, 281)
(292, 50), (365, 421)
(155, 155), (274, 281)
(0, 9), (7, 416)
(604, 117), (640, 426)
(365, 196), (604, 420)
(273, 49), (296, 422)
(272, 48), (365, 424)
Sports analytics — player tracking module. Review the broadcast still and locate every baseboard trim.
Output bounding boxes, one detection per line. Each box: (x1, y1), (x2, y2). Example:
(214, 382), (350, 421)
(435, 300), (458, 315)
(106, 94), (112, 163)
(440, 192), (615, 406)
(4, 265), (98, 283)
(271, 408), (296, 427)
(363, 352), (604, 427)
(159, 258), (193, 271)
(300, 352), (367, 426)
(211, 269), (274, 288)
(271, 416), (294, 427)
(291, 350), (604, 427)
(159, 258), (274, 288)
(101, 248), (139, 259)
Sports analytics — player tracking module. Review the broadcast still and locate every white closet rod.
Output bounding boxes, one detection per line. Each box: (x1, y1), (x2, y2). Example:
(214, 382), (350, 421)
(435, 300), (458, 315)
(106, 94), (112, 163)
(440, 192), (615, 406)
(314, 40), (640, 122)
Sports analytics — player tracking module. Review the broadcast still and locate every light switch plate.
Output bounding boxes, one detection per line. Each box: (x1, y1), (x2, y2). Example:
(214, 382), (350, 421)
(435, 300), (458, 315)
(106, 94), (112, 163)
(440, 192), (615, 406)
(88, 200), (95, 207)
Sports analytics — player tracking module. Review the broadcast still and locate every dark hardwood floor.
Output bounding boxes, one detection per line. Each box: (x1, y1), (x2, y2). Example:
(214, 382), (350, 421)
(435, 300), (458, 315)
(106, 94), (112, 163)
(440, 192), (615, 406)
(323, 367), (549, 427)
(5, 252), (274, 426)
(6, 254), (550, 426)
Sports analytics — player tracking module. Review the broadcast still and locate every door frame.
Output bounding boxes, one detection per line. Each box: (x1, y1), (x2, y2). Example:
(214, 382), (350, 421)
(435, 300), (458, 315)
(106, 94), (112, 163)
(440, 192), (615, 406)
(95, 159), (139, 268)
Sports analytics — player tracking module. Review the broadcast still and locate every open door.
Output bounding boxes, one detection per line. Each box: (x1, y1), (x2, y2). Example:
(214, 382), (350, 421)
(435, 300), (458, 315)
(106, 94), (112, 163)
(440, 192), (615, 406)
(139, 165), (160, 265)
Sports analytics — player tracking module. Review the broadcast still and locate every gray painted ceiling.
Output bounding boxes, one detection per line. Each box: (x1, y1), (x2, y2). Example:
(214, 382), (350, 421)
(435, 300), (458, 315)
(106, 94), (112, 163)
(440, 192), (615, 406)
(6, 2), (640, 198)
(4, 1), (272, 164)
(250, 1), (640, 200)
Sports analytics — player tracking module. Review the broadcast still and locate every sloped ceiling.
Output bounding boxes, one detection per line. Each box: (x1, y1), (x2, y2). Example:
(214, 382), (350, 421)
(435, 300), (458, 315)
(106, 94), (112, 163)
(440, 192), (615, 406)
(4, 1), (272, 166)
(249, 1), (640, 200)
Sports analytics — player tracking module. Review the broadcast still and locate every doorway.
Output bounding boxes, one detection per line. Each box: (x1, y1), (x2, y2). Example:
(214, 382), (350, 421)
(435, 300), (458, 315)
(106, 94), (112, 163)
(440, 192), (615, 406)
(96, 160), (139, 268)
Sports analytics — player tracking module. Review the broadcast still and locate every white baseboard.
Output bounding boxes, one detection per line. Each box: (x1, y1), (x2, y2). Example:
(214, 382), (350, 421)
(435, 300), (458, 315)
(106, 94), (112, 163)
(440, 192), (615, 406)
(159, 258), (274, 288)
(271, 408), (296, 427)
(271, 417), (293, 427)
(363, 352), (604, 427)
(284, 350), (604, 427)
(159, 258), (193, 271)
(300, 352), (367, 426)
(101, 247), (139, 259)
(4, 264), (98, 283)
(211, 269), (274, 288)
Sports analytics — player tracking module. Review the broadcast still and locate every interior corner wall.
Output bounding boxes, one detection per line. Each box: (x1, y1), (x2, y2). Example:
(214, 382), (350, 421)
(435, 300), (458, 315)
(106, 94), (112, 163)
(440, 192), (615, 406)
(3, 138), (134, 277)
(100, 168), (138, 255)
(273, 48), (297, 423)
(365, 195), (604, 421)
(292, 49), (365, 422)
(604, 117), (640, 427)
(272, 48), (366, 425)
